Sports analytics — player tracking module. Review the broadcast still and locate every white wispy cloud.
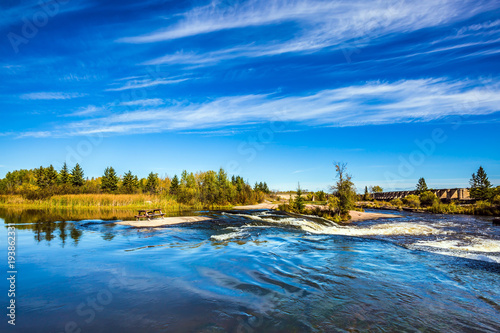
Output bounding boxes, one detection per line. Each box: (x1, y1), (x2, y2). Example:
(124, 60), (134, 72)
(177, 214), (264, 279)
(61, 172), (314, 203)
(20, 92), (87, 100)
(67, 105), (105, 117)
(105, 78), (188, 91)
(26, 77), (500, 137)
(119, 98), (164, 107)
(292, 167), (320, 174)
(120, 0), (500, 65)
(16, 131), (52, 138)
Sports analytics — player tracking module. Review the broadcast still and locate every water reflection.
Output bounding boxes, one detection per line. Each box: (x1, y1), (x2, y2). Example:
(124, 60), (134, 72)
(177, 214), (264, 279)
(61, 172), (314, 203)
(0, 207), (128, 245)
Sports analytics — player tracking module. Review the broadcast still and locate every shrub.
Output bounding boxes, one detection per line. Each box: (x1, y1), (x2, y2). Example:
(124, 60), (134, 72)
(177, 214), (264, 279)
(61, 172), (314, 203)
(404, 194), (420, 208)
(429, 202), (459, 214)
(21, 189), (54, 201)
(390, 198), (403, 207)
(419, 191), (438, 207)
(492, 194), (500, 205)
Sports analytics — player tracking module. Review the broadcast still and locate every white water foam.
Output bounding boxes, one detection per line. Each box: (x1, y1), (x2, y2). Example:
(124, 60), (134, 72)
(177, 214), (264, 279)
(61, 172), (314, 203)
(222, 212), (500, 263)
(225, 212), (447, 236)
(415, 239), (500, 253)
(211, 230), (248, 241)
(301, 222), (447, 236)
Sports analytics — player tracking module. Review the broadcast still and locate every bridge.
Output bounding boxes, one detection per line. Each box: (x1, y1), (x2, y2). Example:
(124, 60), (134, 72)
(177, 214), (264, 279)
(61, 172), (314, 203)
(372, 188), (470, 201)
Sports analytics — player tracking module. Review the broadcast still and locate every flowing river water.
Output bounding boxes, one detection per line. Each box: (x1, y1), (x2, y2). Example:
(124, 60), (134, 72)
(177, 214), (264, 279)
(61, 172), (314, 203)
(1, 208), (499, 332)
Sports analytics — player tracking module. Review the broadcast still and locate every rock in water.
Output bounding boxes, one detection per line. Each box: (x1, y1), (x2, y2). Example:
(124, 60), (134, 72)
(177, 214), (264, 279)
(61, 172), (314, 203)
(493, 217), (500, 226)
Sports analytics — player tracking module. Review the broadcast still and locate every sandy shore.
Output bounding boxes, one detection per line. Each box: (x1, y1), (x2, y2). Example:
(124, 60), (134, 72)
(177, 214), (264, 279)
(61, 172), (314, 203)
(232, 202), (278, 209)
(116, 216), (212, 228)
(347, 210), (401, 222)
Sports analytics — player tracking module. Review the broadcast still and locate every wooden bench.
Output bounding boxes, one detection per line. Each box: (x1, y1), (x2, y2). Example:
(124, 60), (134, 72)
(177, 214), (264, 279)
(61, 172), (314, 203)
(135, 208), (165, 221)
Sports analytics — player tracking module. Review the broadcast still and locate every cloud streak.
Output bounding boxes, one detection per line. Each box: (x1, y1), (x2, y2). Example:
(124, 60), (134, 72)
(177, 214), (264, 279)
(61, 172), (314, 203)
(20, 92), (87, 100)
(121, 0), (500, 65)
(105, 78), (188, 91)
(119, 99), (164, 107)
(26, 77), (500, 137)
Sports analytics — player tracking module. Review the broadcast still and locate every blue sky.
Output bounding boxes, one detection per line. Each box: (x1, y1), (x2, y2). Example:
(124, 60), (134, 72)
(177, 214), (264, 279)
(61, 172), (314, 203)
(1, 0), (499, 191)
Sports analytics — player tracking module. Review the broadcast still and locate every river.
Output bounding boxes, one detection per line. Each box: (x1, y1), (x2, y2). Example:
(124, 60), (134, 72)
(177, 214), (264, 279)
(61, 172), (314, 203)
(1, 208), (499, 332)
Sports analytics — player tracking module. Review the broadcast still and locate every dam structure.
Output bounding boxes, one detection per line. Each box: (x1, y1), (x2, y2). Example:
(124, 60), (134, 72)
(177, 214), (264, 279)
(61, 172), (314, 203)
(373, 188), (470, 201)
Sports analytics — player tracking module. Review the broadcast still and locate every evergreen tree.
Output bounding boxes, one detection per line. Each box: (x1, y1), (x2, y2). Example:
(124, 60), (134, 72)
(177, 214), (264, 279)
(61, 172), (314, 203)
(45, 165), (58, 186)
(216, 168), (229, 205)
(35, 166), (47, 188)
(71, 164), (85, 187)
(122, 171), (139, 194)
(363, 186), (370, 201)
(101, 167), (119, 192)
(293, 183), (305, 213)
(416, 177), (428, 194)
(145, 172), (160, 194)
(262, 182), (270, 194)
(59, 162), (71, 185)
(170, 175), (179, 195)
(470, 166), (492, 201)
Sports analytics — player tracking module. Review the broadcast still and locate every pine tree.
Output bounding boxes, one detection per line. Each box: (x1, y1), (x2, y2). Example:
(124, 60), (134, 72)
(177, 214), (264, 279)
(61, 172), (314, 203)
(145, 172), (159, 194)
(363, 186), (370, 201)
(262, 182), (270, 194)
(416, 177), (428, 194)
(35, 166), (47, 188)
(71, 164), (85, 187)
(59, 162), (71, 185)
(101, 167), (119, 192)
(216, 168), (228, 205)
(170, 175), (179, 195)
(293, 183), (305, 213)
(122, 171), (139, 194)
(45, 165), (58, 186)
(470, 166), (492, 201)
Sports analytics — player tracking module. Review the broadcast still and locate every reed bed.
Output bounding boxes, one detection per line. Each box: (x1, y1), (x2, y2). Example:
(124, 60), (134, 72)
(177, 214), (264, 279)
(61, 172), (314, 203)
(0, 194), (230, 212)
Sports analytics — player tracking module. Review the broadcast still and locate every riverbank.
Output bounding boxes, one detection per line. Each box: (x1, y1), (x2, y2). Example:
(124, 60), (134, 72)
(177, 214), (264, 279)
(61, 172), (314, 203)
(233, 202), (401, 222)
(357, 200), (500, 217)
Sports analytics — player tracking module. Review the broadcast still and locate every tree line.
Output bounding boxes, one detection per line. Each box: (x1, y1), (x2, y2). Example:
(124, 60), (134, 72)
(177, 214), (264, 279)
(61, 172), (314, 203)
(362, 166), (499, 203)
(0, 163), (271, 206)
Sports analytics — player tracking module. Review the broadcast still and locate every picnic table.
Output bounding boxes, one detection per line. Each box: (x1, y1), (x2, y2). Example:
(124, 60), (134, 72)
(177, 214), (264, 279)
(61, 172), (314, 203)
(135, 208), (165, 221)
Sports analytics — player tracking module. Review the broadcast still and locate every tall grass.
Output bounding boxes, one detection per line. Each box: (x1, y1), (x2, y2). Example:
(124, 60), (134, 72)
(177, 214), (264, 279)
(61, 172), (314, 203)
(0, 194), (232, 211)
